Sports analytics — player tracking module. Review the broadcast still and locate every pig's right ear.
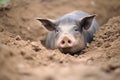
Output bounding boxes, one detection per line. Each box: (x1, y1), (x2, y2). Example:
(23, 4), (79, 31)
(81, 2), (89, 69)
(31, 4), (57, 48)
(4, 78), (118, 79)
(37, 18), (56, 31)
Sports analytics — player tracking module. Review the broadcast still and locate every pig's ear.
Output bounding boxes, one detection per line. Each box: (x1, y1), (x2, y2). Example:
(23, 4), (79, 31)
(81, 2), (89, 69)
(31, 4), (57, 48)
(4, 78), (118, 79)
(37, 18), (56, 31)
(80, 15), (96, 30)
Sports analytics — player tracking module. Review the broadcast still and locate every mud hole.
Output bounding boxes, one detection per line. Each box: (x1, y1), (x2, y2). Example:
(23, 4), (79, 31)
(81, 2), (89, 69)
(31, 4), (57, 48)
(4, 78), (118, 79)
(0, 0), (120, 80)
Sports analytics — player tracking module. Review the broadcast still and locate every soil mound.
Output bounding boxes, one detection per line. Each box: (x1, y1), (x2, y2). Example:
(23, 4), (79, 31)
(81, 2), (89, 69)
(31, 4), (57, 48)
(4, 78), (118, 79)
(0, 0), (120, 80)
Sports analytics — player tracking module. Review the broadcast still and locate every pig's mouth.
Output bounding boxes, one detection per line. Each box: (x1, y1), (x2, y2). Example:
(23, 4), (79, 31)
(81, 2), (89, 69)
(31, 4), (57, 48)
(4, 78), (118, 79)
(59, 45), (84, 54)
(59, 47), (72, 53)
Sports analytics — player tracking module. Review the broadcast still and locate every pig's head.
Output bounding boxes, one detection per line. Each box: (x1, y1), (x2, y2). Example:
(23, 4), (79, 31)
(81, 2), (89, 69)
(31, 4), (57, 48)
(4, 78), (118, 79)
(37, 15), (95, 54)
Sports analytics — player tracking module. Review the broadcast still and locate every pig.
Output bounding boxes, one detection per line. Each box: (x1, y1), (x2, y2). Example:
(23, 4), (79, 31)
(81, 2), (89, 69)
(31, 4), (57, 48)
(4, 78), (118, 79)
(37, 11), (99, 54)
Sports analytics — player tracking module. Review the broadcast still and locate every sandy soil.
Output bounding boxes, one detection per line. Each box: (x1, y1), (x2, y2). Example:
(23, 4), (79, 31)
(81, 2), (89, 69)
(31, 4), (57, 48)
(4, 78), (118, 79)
(0, 0), (120, 80)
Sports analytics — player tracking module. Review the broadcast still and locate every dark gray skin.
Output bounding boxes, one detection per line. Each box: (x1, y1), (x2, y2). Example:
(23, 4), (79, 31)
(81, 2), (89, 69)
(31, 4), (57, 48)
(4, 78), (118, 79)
(37, 11), (99, 54)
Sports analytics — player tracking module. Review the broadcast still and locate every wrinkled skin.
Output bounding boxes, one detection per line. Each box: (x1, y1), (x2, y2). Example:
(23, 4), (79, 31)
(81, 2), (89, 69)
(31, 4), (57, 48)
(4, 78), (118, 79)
(37, 11), (99, 54)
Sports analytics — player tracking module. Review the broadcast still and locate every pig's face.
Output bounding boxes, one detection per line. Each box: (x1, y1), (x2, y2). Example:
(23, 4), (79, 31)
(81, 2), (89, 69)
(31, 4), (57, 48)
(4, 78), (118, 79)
(37, 15), (95, 53)
(54, 23), (86, 53)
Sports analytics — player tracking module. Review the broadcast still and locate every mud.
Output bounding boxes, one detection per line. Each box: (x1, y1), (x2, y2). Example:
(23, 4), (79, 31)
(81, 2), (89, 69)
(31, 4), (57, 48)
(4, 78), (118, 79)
(0, 0), (120, 80)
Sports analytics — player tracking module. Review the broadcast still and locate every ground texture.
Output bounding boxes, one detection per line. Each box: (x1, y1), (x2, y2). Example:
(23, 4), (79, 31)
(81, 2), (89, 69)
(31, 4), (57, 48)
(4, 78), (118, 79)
(0, 0), (120, 80)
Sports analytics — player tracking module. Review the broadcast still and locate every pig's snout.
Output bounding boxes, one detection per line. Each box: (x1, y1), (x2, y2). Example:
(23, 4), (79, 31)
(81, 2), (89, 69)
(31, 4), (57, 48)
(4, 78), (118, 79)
(58, 36), (75, 48)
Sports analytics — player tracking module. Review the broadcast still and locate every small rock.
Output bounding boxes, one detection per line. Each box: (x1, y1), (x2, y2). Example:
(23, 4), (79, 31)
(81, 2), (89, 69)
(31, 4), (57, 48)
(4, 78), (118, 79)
(0, 28), (4, 32)
(31, 42), (41, 52)
(15, 35), (22, 40)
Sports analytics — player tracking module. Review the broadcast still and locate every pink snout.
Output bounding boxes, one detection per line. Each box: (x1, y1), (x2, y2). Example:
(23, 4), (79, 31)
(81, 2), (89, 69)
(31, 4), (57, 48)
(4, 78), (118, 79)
(58, 36), (75, 48)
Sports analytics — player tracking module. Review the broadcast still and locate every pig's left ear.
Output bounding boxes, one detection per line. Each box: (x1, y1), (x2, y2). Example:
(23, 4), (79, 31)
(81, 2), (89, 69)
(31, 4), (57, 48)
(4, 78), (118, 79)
(37, 18), (56, 31)
(80, 15), (96, 30)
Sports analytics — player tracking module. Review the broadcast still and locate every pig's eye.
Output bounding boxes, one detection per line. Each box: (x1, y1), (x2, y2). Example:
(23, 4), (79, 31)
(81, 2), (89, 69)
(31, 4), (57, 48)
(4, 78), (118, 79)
(74, 28), (79, 32)
(55, 29), (59, 33)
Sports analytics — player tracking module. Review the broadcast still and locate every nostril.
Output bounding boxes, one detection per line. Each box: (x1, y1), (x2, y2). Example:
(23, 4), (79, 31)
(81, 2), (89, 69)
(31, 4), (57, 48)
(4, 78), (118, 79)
(68, 40), (72, 44)
(61, 40), (65, 44)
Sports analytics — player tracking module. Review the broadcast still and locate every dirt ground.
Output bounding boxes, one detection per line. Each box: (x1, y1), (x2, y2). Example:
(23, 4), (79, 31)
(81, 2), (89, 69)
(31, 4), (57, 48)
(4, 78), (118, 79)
(0, 0), (120, 80)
